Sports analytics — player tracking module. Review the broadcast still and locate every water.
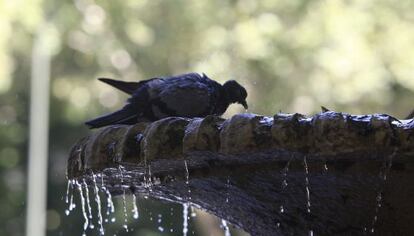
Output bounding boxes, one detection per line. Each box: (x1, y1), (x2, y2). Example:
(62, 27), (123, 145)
(82, 179), (94, 229)
(65, 180), (71, 204)
(105, 189), (116, 223)
(303, 156), (313, 235)
(281, 160), (290, 189)
(132, 193), (139, 219)
(221, 219), (231, 236)
(122, 190), (129, 232)
(303, 156), (311, 214)
(184, 160), (191, 200)
(369, 149), (396, 233)
(190, 206), (197, 218)
(323, 163), (329, 172)
(75, 180), (89, 234)
(65, 180), (76, 215)
(279, 159), (290, 219)
(182, 203), (189, 236)
(92, 173), (105, 235)
(225, 176), (230, 203)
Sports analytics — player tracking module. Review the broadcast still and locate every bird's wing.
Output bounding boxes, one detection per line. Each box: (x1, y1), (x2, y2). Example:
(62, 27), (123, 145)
(98, 77), (158, 95)
(152, 78), (212, 117)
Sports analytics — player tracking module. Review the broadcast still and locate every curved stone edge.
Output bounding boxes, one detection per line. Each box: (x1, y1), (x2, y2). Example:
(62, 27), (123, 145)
(67, 111), (414, 178)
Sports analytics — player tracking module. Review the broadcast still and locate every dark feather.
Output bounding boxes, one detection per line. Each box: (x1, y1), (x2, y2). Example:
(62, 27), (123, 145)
(85, 105), (137, 128)
(98, 78), (140, 95)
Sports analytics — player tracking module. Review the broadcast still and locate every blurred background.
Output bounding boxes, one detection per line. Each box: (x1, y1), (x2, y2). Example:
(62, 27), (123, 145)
(2, 0), (414, 235)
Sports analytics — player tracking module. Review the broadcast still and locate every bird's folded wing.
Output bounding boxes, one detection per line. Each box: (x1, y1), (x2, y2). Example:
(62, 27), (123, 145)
(157, 83), (211, 117)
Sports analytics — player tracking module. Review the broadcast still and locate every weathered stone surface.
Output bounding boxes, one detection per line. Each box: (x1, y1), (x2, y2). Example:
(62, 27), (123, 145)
(272, 113), (309, 151)
(220, 113), (273, 154)
(141, 117), (189, 161)
(67, 111), (414, 236)
(183, 115), (224, 153)
(118, 122), (149, 163)
(68, 112), (414, 176)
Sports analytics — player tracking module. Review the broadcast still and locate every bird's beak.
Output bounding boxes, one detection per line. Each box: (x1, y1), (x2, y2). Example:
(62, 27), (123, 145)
(240, 100), (248, 109)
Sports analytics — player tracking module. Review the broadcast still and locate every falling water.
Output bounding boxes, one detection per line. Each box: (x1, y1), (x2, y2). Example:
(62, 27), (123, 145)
(92, 173), (105, 235)
(221, 219), (231, 236)
(369, 149), (396, 233)
(225, 176), (230, 203)
(132, 193), (139, 219)
(182, 203), (189, 236)
(144, 164), (153, 191)
(76, 180), (89, 235)
(184, 160), (191, 200)
(82, 179), (94, 229)
(303, 156), (311, 214)
(65, 180), (71, 204)
(303, 155), (313, 235)
(122, 190), (129, 232)
(278, 160), (290, 218)
(190, 206), (197, 218)
(65, 180), (75, 215)
(281, 160), (290, 190)
(117, 165), (129, 232)
(101, 174), (115, 223)
(105, 189), (115, 223)
(157, 214), (164, 232)
(323, 163), (329, 172)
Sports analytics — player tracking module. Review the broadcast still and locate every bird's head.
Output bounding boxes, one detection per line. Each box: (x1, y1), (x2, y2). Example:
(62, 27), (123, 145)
(223, 80), (248, 109)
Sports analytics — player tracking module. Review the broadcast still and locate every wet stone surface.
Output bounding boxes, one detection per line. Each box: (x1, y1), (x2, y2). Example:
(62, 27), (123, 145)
(67, 112), (414, 235)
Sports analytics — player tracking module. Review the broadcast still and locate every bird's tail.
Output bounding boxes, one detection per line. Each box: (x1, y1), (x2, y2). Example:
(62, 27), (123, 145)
(98, 78), (140, 95)
(85, 106), (137, 129)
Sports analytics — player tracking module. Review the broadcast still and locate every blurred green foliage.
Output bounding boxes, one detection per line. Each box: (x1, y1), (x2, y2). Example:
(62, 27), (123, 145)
(1, 0), (414, 235)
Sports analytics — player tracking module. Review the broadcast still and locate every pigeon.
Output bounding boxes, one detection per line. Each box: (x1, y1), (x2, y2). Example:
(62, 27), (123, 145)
(85, 72), (248, 128)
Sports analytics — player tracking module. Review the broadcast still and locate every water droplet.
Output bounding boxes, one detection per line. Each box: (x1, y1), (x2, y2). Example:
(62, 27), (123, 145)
(279, 205), (284, 213)
(75, 180), (89, 233)
(122, 189), (129, 232)
(324, 163), (329, 172)
(190, 207), (197, 218)
(304, 156), (312, 214)
(225, 176), (230, 203)
(132, 194), (139, 219)
(82, 179), (94, 221)
(65, 180), (71, 204)
(221, 219), (231, 236)
(184, 160), (191, 200)
(182, 203), (189, 236)
(92, 173), (105, 235)
(281, 161), (290, 189)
